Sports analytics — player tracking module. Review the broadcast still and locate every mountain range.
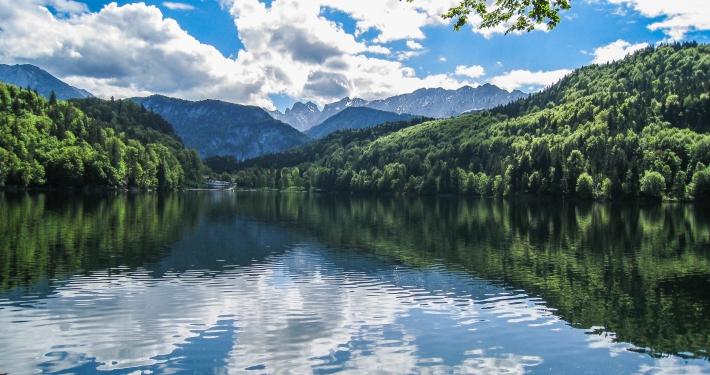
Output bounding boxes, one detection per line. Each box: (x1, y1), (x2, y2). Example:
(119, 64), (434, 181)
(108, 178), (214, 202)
(0, 63), (529, 161)
(131, 95), (310, 161)
(0, 64), (93, 101)
(269, 84), (527, 131)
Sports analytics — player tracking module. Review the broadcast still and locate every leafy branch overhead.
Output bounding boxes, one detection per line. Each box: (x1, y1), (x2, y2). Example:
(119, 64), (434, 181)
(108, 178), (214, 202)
(406, 0), (571, 34)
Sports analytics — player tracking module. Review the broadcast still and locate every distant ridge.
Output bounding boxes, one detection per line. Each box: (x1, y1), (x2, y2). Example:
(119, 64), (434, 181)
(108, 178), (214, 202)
(269, 84), (527, 131)
(131, 95), (310, 161)
(0, 64), (93, 101)
(305, 107), (421, 139)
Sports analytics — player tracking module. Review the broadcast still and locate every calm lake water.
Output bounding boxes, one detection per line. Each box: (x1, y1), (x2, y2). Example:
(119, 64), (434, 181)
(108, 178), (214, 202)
(1, 191), (710, 374)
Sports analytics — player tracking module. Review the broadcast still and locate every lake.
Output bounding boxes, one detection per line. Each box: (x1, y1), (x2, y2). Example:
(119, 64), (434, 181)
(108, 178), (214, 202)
(1, 191), (709, 374)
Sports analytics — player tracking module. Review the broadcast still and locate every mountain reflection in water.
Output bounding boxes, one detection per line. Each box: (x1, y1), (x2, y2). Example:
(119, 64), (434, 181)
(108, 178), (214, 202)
(0, 191), (709, 374)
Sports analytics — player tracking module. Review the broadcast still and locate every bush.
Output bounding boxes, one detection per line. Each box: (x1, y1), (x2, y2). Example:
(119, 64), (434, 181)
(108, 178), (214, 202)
(576, 173), (594, 199)
(640, 170), (665, 199)
(690, 163), (710, 199)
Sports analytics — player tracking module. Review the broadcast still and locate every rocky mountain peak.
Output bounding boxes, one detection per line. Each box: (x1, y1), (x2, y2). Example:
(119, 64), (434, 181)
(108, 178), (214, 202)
(267, 84), (528, 131)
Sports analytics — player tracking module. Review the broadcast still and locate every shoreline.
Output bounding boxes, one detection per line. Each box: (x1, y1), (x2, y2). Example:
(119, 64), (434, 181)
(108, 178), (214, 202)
(0, 185), (703, 203)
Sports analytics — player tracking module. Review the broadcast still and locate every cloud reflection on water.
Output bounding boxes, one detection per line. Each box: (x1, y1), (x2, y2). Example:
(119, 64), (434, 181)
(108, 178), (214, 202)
(0, 242), (562, 374)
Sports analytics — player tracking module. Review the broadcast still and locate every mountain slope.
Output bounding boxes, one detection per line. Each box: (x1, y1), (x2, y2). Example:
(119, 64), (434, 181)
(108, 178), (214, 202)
(304, 107), (420, 139)
(131, 95), (311, 160)
(268, 84), (526, 131)
(232, 43), (710, 200)
(0, 64), (93, 101)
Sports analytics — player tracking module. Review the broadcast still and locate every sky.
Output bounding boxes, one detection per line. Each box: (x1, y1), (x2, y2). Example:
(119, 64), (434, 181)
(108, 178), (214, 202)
(1, 0), (709, 112)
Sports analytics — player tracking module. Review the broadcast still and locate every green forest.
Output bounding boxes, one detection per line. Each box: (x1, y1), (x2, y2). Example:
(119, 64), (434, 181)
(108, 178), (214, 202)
(226, 43), (710, 200)
(0, 84), (210, 189)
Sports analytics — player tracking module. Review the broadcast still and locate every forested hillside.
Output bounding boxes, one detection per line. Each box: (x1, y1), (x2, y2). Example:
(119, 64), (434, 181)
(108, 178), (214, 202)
(230, 43), (710, 200)
(0, 83), (210, 189)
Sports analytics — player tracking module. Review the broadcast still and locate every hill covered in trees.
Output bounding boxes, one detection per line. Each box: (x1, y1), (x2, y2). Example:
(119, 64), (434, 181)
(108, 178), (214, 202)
(0, 83), (210, 189)
(228, 43), (710, 200)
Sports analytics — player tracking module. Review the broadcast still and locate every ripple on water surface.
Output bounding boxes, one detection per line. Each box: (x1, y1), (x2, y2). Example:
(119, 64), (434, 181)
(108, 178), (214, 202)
(2, 193), (710, 374)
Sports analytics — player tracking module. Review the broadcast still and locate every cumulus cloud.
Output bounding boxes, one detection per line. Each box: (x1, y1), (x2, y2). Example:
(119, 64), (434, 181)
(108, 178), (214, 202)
(455, 65), (485, 78)
(0, 1), (275, 104)
(162, 2), (195, 11)
(316, 0), (461, 43)
(406, 40), (424, 50)
(0, 0), (482, 108)
(396, 50), (425, 61)
(302, 71), (352, 99)
(488, 69), (572, 92)
(606, 0), (710, 41)
(223, 0), (475, 105)
(591, 39), (648, 64)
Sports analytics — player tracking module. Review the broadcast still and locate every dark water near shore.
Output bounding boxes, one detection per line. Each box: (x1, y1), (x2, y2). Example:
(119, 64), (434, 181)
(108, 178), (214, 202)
(1, 191), (710, 374)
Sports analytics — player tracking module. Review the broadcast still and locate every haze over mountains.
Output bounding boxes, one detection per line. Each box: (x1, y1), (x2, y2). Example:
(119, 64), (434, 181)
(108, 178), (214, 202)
(269, 84), (527, 131)
(0, 64), (93, 101)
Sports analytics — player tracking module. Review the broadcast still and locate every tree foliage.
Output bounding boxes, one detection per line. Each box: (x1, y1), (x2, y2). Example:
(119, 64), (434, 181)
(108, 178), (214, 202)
(408, 0), (571, 34)
(640, 170), (665, 199)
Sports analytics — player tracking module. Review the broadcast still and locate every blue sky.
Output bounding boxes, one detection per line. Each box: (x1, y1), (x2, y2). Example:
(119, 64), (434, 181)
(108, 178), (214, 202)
(1, 0), (709, 111)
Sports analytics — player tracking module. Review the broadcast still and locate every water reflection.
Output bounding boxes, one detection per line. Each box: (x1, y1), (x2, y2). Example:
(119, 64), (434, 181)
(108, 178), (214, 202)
(0, 191), (709, 374)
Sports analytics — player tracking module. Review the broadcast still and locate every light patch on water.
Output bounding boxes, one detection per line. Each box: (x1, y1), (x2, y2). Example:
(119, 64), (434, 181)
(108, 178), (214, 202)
(0, 244), (559, 374)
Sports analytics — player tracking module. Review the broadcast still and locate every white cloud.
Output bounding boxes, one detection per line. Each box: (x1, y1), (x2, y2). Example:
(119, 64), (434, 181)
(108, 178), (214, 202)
(0, 1), (277, 104)
(489, 69), (572, 92)
(406, 40), (424, 50)
(162, 2), (195, 11)
(455, 65), (485, 78)
(439, 57), (447, 62)
(591, 39), (648, 64)
(0, 0), (478, 109)
(396, 50), (425, 61)
(606, 0), (710, 41)
(317, 0), (461, 43)
(223, 0), (475, 105)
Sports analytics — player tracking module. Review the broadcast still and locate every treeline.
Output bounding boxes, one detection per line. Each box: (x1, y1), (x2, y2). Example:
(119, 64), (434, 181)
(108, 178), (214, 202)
(228, 43), (710, 200)
(0, 83), (210, 189)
